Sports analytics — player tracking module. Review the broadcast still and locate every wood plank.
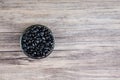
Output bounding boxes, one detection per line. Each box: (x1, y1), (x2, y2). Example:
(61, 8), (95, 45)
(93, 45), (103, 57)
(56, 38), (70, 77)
(0, 0), (120, 80)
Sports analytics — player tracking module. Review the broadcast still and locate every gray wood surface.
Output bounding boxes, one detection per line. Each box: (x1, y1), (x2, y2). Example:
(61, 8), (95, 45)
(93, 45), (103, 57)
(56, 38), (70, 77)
(0, 0), (120, 80)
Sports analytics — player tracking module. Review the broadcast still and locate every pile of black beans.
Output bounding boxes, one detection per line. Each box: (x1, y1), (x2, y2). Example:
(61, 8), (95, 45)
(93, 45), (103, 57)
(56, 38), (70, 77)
(21, 25), (54, 59)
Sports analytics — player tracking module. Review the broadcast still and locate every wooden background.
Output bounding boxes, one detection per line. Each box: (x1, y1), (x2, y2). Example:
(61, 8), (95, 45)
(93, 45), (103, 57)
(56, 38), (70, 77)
(0, 0), (120, 80)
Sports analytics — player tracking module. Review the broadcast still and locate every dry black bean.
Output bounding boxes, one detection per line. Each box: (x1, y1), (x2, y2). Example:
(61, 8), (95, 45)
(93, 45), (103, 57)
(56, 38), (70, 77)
(21, 24), (54, 59)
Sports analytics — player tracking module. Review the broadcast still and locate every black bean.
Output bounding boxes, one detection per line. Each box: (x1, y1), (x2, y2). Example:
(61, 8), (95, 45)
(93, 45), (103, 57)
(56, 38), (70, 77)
(21, 24), (54, 59)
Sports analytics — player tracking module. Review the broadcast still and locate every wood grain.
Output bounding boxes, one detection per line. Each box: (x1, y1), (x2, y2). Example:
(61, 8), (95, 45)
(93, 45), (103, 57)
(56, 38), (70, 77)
(0, 0), (120, 80)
